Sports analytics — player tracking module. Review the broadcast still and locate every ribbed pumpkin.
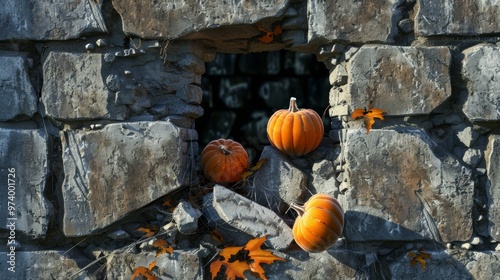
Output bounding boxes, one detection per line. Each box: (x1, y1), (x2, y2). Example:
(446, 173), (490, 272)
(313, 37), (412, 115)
(266, 97), (324, 156)
(200, 139), (249, 185)
(290, 194), (344, 253)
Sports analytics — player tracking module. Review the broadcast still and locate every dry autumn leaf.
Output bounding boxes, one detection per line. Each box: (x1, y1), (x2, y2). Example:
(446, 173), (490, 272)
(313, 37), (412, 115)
(351, 103), (385, 134)
(256, 24), (282, 43)
(131, 260), (158, 280)
(210, 235), (285, 280)
(408, 247), (432, 270)
(241, 158), (268, 181)
(152, 239), (174, 257)
(136, 224), (160, 238)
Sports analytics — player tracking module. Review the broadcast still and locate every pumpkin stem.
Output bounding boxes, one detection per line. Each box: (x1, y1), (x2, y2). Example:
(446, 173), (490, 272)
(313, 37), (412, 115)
(219, 145), (231, 155)
(288, 97), (300, 112)
(289, 202), (305, 217)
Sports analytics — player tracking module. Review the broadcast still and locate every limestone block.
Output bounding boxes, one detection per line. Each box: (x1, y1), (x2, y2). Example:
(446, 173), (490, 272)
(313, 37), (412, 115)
(42, 52), (128, 120)
(204, 185), (294, 250)
(462, 44), (500, 121)
(107, 250), (205, 279)
(60, 121), (198, 236)
(308, 0), (404, 44)
(416, 0), (500, 36)
(486, 135), (500, 241)
(0, 250), (95, 279)
(0, 52), (37, 121)
(341, 128), (475, 242)
(346, 45), (452, 116)
(243, 146), (308, 214)
(0, 128), (51, 239)
(0, 0), (107, 40)
(112, 0), (289, 39)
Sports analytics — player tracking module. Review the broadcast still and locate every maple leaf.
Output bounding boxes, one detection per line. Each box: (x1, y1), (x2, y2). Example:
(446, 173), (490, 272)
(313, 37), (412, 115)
(131, 260), (158, 280)
(241, 158), (267, 181)
(210, 235), (285, 280)
(136, 224), (160, 238)
(408, 247), (432, 270)
(152, 239), (174, 257)
(256, 24), (282, 43)
(351, 103), (385, 134)
(162, 197), (176, 212)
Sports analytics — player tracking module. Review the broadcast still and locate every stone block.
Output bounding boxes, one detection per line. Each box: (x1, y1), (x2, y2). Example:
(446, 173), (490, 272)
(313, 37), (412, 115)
(60, 121), (198, 236)
(308, 0), (404, 44)
(486, 135), (500, 241)
(42, 52), (128, 120)
(416, 0), (500, 36)
(107, 249), (205, 279)
(112, 0), (289, 39)
(347, 45), (452, 116)
(0, 52), (38, 121)
(341, 128), (475, 242)
(462, 44), (500, 122)
(243, 146), (308, 214)
(0, 128), (51, 239)
(0, 0), (107, 40)
(204, 185), (294, 250)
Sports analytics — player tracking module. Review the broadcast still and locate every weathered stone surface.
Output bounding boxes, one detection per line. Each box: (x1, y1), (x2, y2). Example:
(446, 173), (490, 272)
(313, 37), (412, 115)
(341, 128), (475, 242)
(0, 250), (95, 279)
(60, 121), (197, 236)
(112, 0), (289, 39)
(204, 185), (294, 250)
(107, 249), (205, 279)
(0, 128), (51, 239)
(243, 146), (308, 214)
(308, 0), (404, 44)
(391, 250), (500, 280)
(173, 200), (202, 235)
(0, 0), (107, 40)
(462, 44), (500, 122)
(332, 45), (452, 116)
(266, 245), (359, 279)
(416, 0), (500, 36)
(42, 52), (128, 120)
(0, 52), (38, 121)
(486, 135), (500, 241)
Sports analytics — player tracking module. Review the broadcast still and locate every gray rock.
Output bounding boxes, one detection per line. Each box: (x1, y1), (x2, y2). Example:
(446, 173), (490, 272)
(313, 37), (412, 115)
(205, 185), (294, 250)
(173, 200), (202, 235)
(107, 249), (205, 279)
(0, 0), (107, 40)
(333, 45), (452, 116)
(0, 128), (51, 239)
(462, 44), (500, 121)
(107, 229), (131, 240)
(243, 146), (308, 214)
(42, 52), (128, 120)
(60, 121), (198, 236)
(0, 52), (38, 121)
(456, 126), (479, 147)
(486, 135), (500, 241)
(112, 0), (289, 39)
(416, 1), (500, 36)
(341, 128), (475, 242)
(308, 0), (404, 44)
(391, 250), (500, 280)
(463, 148), (483, 168)
(0, 249), (95, 279)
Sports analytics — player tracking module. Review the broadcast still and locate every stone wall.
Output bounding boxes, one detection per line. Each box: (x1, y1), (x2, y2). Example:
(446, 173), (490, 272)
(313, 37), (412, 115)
(0, 0), (499, 279)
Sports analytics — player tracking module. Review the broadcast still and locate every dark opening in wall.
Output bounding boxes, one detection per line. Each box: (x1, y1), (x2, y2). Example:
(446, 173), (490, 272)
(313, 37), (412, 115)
(196, 50), (330, 162)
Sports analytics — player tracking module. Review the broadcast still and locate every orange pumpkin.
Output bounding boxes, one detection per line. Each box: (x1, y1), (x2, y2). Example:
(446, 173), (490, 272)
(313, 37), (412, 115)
(201, 139), (249, 185)
(266, 97), (324, 156)
(290, 194), (344, 253)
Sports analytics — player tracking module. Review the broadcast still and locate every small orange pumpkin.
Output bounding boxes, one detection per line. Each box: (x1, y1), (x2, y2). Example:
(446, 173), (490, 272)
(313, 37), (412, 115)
(290, 194), (344, 253)
(266, 97), (324, 156)
(201, 139), (249, 185)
